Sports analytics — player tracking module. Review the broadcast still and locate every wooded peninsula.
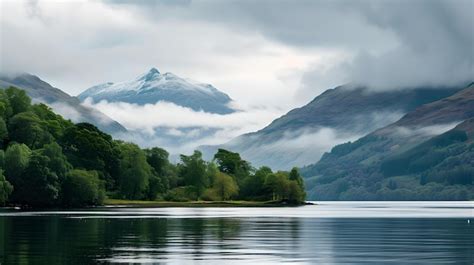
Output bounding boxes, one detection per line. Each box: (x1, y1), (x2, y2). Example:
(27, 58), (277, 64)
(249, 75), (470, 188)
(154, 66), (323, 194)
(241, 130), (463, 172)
(0, 87), (306, 208)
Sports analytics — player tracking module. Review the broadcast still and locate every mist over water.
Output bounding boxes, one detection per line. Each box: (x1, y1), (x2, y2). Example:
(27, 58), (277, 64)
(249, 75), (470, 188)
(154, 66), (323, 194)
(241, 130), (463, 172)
(1, 202), (473, 264)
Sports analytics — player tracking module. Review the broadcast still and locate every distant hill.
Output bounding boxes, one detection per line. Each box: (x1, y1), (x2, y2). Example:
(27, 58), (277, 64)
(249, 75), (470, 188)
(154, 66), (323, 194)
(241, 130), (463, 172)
(79, 68), (235, 114)
(201, 85), (464, 169)
(0, 73), (127, 134)
(301, 84), (474, 200)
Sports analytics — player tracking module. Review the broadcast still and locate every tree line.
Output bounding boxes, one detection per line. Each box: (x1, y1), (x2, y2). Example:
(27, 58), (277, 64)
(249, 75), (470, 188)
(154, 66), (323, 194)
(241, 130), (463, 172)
(0, 87), (306, 207)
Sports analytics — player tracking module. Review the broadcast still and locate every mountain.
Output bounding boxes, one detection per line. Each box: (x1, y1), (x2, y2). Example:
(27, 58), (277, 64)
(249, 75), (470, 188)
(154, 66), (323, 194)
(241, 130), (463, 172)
(0, 73), (127, 134)
(201, 85), (464, 169)
(78, 68), (235, 114)
(301, 84), (474, 200)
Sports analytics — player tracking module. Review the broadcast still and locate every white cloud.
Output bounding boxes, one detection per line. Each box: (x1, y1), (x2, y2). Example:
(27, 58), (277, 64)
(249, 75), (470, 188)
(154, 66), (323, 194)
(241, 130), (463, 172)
(220, 126), (364, 170)
(47, 101), (83, 123)
(393, 123), (462, 139)
(0, 0), (331, 111)
(82, 98), (285, 153)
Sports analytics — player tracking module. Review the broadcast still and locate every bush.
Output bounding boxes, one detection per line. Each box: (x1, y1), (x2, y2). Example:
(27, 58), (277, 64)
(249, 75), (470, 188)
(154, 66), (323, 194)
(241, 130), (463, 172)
(202, 188), (219, 201)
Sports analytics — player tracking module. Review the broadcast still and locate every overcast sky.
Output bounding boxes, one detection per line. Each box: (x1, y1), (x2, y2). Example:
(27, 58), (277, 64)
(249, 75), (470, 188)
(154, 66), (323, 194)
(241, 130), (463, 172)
(0, 0), (473, 152)
(2, 0), (471, 107)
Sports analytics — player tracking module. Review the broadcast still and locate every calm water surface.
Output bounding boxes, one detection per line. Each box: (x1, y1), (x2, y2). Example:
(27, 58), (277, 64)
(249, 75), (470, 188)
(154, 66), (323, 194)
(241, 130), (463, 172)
(0, 201), (473, 264)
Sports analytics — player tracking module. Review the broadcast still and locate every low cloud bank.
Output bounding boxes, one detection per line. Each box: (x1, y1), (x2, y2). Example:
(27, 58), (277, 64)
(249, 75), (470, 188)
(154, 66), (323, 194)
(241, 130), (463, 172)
(393, 123), (462, 139)
(220, 126), (364, 170)
(82, 98), (285, 154)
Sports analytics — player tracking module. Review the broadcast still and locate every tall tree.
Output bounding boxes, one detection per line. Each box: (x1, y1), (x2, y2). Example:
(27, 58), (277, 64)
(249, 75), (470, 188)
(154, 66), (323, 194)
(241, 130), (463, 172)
(118, 142), (152, 200)
(179, 150), (208, 197)
(213, 149), (252, 184)
(288, 181), (305, 203)
(61, 123), (120, 189)
(264, 172), (289, 201)
(289, 167), (305, 191)
(212, 172), (239, 201)
(145, 147), (171, 194)
(4, 143), (31, 185)
(15, 152), (60, 206)
(145, 147), (169, 176)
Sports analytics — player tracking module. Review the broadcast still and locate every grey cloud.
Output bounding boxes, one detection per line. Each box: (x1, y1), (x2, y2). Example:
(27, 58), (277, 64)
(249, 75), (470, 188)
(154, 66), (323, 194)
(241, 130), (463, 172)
(104, 0), (396, 50)
(106, 0), (473, 94)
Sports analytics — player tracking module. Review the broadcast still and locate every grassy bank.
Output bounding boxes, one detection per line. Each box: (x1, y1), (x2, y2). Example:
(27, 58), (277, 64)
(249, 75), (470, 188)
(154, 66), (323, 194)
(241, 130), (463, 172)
(104, 199), (308, 208)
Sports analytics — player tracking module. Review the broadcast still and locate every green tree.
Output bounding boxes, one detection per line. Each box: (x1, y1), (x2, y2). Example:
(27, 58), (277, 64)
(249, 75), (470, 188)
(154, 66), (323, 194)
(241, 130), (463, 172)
(241, 166), (272, 199)
(14, 152), (60, 206)
(289, 167), (304, 189)
(147, 175), (164, 200)
(288, 167), (306, 201)
(0, 150), (5, 168)
(4, 143), (31, 184)
(145, 147), (169, 176)
(165, 163), (179, 189)
(0, 170), (13, 205)
(145, 147), (171, 194)
(0, 89), (13, 119)
(206, 162), (219, 186)
(212, 172), (239, 200)
(61, 169), (105, 207)
(213, 149), (252, 183)
(41, 142), (71, 180)
(264, 173), (278, 201)
(61, 123), (120, 189)
(5, 87), (31, 115)
(288, 181), (305, 203)
(8, 112), (53, 149)
(179, 150), (208, 198)
(31, 103), (72, 139)
(0, 117), (8, 147)
(118, 142), (152, 200)
(264, 172), (289, 201)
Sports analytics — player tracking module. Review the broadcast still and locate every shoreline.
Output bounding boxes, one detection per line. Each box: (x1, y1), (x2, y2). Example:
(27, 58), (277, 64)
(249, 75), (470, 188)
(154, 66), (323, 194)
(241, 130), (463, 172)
(0, 200), (313, 210)
(103, 199), (313, 208)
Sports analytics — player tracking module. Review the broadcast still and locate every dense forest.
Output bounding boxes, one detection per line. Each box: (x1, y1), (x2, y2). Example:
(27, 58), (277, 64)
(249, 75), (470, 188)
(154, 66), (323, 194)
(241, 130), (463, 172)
(0, 87), (306, 208)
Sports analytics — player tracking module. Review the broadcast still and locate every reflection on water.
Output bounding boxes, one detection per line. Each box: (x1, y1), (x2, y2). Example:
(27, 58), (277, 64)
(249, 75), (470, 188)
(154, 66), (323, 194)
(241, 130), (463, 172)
(0, 202), (473, 264)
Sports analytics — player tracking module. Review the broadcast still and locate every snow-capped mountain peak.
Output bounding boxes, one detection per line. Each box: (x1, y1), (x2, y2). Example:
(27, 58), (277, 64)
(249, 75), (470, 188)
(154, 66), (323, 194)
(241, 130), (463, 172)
(138, 67), (161, 82)
(78, 68), (235, 114)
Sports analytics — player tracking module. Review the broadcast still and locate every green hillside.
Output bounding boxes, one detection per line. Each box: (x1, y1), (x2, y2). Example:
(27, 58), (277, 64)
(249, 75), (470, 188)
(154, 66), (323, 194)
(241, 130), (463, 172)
(301, 85), (474, 200)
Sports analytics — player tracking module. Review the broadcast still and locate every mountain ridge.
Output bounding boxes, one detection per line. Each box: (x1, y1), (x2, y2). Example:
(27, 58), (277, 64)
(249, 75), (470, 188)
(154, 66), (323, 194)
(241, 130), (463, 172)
(0, 73), (127, 134)
(201, 84), (465, 169)
(301, 84), (474, 200)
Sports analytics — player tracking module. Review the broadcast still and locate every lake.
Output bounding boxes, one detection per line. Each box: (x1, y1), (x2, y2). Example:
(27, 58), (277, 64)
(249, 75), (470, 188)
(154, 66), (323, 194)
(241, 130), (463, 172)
(0, 201), (473, 264)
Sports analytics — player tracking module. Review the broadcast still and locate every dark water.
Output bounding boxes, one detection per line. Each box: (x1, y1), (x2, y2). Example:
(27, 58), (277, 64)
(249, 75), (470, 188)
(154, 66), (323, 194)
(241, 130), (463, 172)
(0, 202), (473, 264)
